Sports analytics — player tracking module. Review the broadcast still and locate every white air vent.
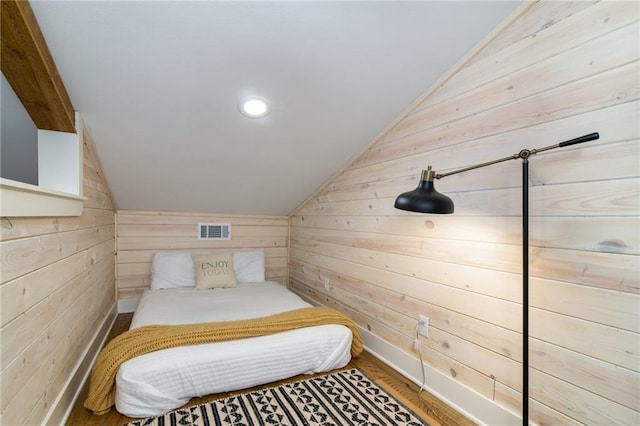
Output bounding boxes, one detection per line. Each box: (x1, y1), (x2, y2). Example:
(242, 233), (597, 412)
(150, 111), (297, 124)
(198, 223), (231, 240)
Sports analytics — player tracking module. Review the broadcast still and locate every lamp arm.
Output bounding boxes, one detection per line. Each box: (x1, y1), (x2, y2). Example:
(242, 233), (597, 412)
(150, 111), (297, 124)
(435, 152), (520, 179)
(434, 132), (599, 179)
(532, 132), (600, 153)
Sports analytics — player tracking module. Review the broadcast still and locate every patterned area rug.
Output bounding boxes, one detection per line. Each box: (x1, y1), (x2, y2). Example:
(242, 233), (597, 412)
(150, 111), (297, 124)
(126, 368), (429, 426)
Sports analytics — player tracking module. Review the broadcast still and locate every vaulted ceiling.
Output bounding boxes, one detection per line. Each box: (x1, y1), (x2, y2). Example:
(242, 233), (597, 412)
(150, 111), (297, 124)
(30, 1), (519, 216)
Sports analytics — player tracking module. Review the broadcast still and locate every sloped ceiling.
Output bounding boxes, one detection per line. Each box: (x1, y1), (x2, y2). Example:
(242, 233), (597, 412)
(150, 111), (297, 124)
(30, 1), (519, 216)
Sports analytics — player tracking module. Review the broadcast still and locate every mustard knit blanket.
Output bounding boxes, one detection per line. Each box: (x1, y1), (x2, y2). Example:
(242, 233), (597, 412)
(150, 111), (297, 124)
(84, 306), (363, 415)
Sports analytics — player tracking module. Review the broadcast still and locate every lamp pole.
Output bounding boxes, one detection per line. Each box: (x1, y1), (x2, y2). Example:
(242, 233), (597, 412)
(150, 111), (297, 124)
(522, 157), (529, 423)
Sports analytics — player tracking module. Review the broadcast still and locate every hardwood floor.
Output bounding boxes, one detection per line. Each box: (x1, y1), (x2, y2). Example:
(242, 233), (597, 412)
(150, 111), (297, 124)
(66, 314), (475, 425)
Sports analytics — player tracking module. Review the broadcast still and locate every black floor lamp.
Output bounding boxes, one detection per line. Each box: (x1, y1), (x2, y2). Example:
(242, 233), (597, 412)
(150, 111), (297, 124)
(394, 132), (600, 425)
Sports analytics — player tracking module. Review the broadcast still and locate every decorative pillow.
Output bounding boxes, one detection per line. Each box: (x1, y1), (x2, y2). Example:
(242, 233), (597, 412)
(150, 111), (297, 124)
(192, 252), (237, 290)
(151, 252), (196, 290)
(233, 249), (265, 283)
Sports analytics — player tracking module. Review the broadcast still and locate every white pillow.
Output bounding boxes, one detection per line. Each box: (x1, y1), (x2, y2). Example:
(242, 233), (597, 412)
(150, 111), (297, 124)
(233, 249), (265, 283)
(151, 252), (196, 290)
(150, 250), (265, 289)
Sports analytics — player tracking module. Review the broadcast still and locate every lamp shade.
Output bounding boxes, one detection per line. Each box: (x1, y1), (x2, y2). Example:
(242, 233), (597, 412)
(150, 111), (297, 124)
(394, 169), (454, 214)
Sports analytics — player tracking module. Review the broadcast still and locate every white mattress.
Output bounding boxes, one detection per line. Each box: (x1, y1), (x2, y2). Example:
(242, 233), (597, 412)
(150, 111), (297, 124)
(115, 282), (353, 417)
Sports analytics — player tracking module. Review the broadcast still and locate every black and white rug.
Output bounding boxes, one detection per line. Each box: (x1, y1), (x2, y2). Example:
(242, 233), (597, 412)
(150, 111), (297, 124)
(126, 369), (429, 426)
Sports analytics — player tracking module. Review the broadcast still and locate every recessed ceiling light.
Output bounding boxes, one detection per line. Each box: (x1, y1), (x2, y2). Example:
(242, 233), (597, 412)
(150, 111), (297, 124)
(239, 97), (270, 118)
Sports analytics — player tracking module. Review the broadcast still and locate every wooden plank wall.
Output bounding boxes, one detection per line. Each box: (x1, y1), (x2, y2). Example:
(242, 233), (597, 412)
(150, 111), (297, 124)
(116, 211), (289, 300)
(289, 1), (639, 424)
(0, 130), (115, 424)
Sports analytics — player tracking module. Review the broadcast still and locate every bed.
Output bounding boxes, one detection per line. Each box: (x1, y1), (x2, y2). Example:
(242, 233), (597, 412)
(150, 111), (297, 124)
(111, 250), (355, 418)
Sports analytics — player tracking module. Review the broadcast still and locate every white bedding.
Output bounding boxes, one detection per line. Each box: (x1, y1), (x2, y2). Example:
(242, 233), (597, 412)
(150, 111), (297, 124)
(115, 281), (353, 417)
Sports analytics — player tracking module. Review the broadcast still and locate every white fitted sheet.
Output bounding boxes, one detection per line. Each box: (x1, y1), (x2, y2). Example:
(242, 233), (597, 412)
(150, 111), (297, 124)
(115, 282), (353, 417)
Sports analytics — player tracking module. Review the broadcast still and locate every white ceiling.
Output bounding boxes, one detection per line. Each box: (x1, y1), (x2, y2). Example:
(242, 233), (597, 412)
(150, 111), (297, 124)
(30, 1), (519, 216)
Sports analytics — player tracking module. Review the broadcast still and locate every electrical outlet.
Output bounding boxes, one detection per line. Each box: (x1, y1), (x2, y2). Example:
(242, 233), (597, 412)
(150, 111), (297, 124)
(323, 277), (330, 291)
(418, 315), (429, 337)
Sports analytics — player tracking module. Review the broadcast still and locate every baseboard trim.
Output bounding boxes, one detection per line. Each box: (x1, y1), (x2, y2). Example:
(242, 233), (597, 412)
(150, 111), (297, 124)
(358, 326), (520, 426)
(118, 297), (140, 313)
(44, 302), (117, 426)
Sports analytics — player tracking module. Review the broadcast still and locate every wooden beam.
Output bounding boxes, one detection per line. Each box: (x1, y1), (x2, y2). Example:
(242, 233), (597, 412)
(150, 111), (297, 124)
(1, 0), (75, 132)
